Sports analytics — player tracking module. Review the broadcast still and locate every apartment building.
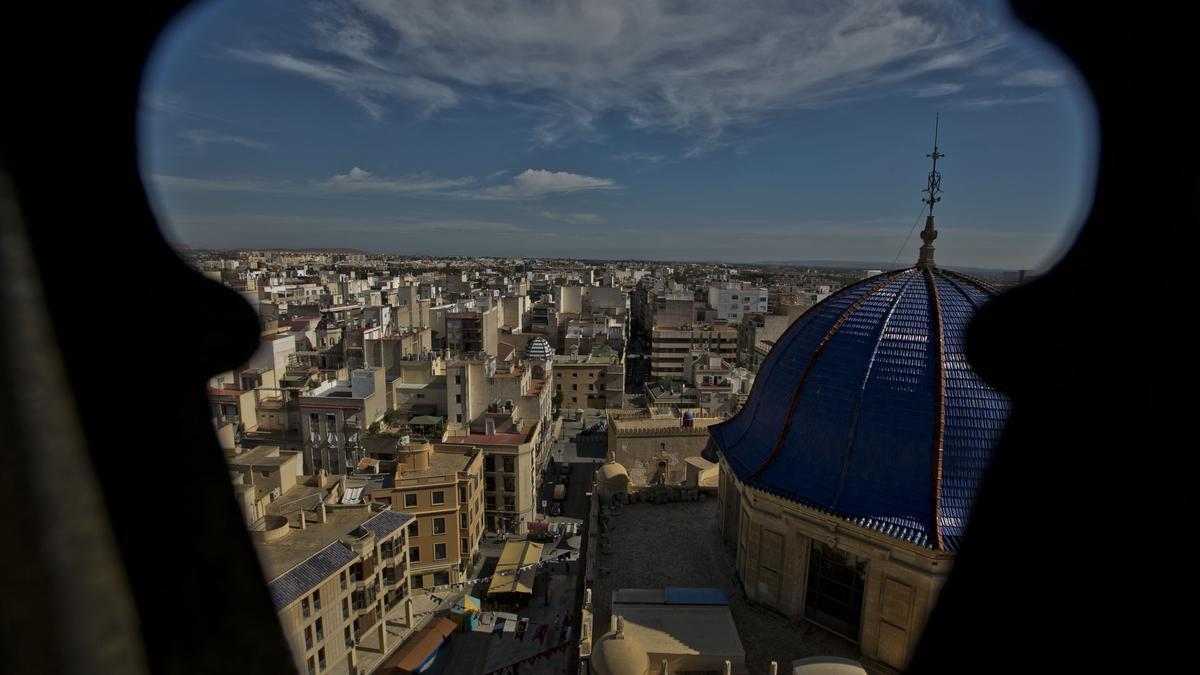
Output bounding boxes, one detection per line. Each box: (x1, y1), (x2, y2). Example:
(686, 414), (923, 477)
(298, 367), (386, 475)
(444, 307), (499, 357)
(708, 284), (768, 324)
(735, 313), (795, 370)
(365, 439), (484, 590)
(649, 323), (738, 380)
(552, 344), (625, 411)
(363, 328), (434, 374)
(253, 492), (413, 675)
(227, 444), (303, 525)
(444, 347), (553, 431)
(443, 412), (541, 534)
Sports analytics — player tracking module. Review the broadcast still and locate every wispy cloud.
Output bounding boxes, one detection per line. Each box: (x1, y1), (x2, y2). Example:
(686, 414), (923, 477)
(155, 166), (620, 201)
(180, 129), (268, 151)
(542, 210), (602, 224)
(234, 0), (1003, 147)
(316, 167), (475, 193)
(228, 48), (457, 119)
(147, 174), (295, 193)
(479, 169), (617, 199)
(957, 93), (1050, 109)
(611, 151), (669, 164)
(915, 82), (964, 98)
(1000, 68), (1064, 87)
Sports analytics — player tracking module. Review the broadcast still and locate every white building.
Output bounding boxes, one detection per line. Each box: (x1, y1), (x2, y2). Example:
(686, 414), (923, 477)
(707, 285), (768, 324)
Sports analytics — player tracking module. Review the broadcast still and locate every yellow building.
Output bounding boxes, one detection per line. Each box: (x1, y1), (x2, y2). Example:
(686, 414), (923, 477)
(365, 439), (485, 590)
(252, 495), (413, 675)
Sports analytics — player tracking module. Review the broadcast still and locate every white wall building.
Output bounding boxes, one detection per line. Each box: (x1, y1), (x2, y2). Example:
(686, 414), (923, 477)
(707, 285), (768, 324)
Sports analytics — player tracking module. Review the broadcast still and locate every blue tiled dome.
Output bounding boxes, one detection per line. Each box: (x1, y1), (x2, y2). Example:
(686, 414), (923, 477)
(525, 336), (552, 360)
(707, 267), (1009, 551)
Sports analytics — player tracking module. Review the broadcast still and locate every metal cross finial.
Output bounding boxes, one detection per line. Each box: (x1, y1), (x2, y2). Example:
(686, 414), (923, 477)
(922, 113), (944, 216)
(916, 114), (943, 269)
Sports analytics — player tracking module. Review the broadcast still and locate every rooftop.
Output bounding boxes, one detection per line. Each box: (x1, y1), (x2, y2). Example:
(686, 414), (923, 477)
(443, 431), (530, 446)
(609, 415), (720, 432)
(226, 445), (298, 470)
(255, 500), (408, 583)
(593, 500), (858, 674)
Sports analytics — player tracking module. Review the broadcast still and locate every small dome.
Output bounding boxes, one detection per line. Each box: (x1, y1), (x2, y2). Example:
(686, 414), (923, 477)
(592, 628), (648, 675)
(597, 461), (630, 500)
(525, 336), (552, 360)
(598, 462), (630, 486)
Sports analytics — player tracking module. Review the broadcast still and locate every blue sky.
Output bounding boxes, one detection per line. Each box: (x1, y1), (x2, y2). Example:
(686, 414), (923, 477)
(140, 0), (1096, 270)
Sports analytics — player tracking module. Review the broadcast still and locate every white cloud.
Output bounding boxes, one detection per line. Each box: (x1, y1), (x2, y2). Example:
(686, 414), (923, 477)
(957, 93), (1050, 109)
(238, 0), (1003, 145)
(481, 169), (617, 199)
(147, 174), (295, 193)
(311, 167), (618, 200)
(542, 211), (602, 224)
(1000, 68), (1064, 87)
(181, 129), (268, 151)
(914, 83), (964, 98)
(611, 151), (669, 164)
(318, 166), (475, 193)
(229, 48), (457, 119)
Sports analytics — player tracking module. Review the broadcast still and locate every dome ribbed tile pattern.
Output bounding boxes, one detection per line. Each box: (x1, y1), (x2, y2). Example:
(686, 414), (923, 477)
(708, 268), (1008, 551)
(525, 336), (552, 360)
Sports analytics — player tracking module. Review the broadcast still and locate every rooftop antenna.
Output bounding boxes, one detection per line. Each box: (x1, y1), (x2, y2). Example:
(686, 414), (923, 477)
(916, 113), (943, 269)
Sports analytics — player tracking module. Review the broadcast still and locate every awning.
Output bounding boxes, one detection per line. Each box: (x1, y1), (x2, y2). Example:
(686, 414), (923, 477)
(408, 415), (444, 426)
(486, 539), (543, 595)
(383, 618), (456, 675)
(453, 595), (481, 614)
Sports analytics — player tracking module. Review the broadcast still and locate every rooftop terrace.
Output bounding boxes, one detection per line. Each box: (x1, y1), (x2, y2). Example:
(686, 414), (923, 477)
(593, 499), (859, 674)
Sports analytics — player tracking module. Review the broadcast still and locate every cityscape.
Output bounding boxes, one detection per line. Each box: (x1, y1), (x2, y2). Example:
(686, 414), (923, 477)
(146, 2), (1072, 675)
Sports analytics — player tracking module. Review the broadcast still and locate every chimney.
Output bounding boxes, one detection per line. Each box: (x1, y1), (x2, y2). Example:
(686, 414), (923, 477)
(318, 502), (327, 524)
(485, 418), (496, 436)
(298, 511), (307, 530)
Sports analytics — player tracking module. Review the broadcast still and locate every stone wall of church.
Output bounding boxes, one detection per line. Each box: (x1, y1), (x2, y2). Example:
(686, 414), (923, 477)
(606, 427), (712, 486)
(719, 455), (953, 671)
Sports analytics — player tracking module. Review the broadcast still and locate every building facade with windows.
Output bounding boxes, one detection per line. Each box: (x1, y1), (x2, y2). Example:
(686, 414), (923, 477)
(298, 367), (386, 475)
(366, 440), (485, 590)
(442, 413), (541, 534)
(649, 324), (737, 380)
(552, 343), (625, 411)
(254, 500), (413, 675)
(708, 284), (768, 324)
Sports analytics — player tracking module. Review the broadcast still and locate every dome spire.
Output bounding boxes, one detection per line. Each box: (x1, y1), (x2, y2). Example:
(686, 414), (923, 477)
(917, 113), (943, 270)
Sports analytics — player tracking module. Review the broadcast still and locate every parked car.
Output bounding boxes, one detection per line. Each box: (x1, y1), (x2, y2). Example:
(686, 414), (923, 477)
(558, 463), (571, 477)
(550, 502), (562, 516)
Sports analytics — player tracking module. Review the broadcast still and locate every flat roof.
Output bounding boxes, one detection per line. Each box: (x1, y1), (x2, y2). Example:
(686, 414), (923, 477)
(593, 500), (859, 673)
(611, 603), (745, 659)
(227, 445), (297, 470)
(255, 505), (384, 581)
(609, 416), (720, 432)
(444, 431), (530, 446)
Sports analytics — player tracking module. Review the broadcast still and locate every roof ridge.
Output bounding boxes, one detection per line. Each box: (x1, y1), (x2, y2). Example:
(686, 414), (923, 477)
(924, 267), (948, 551)
(746, 268), (915, 482)
(830, 271), (919, 508)
(713, 270), (908, 468)
(939, 268), (1001, 298)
